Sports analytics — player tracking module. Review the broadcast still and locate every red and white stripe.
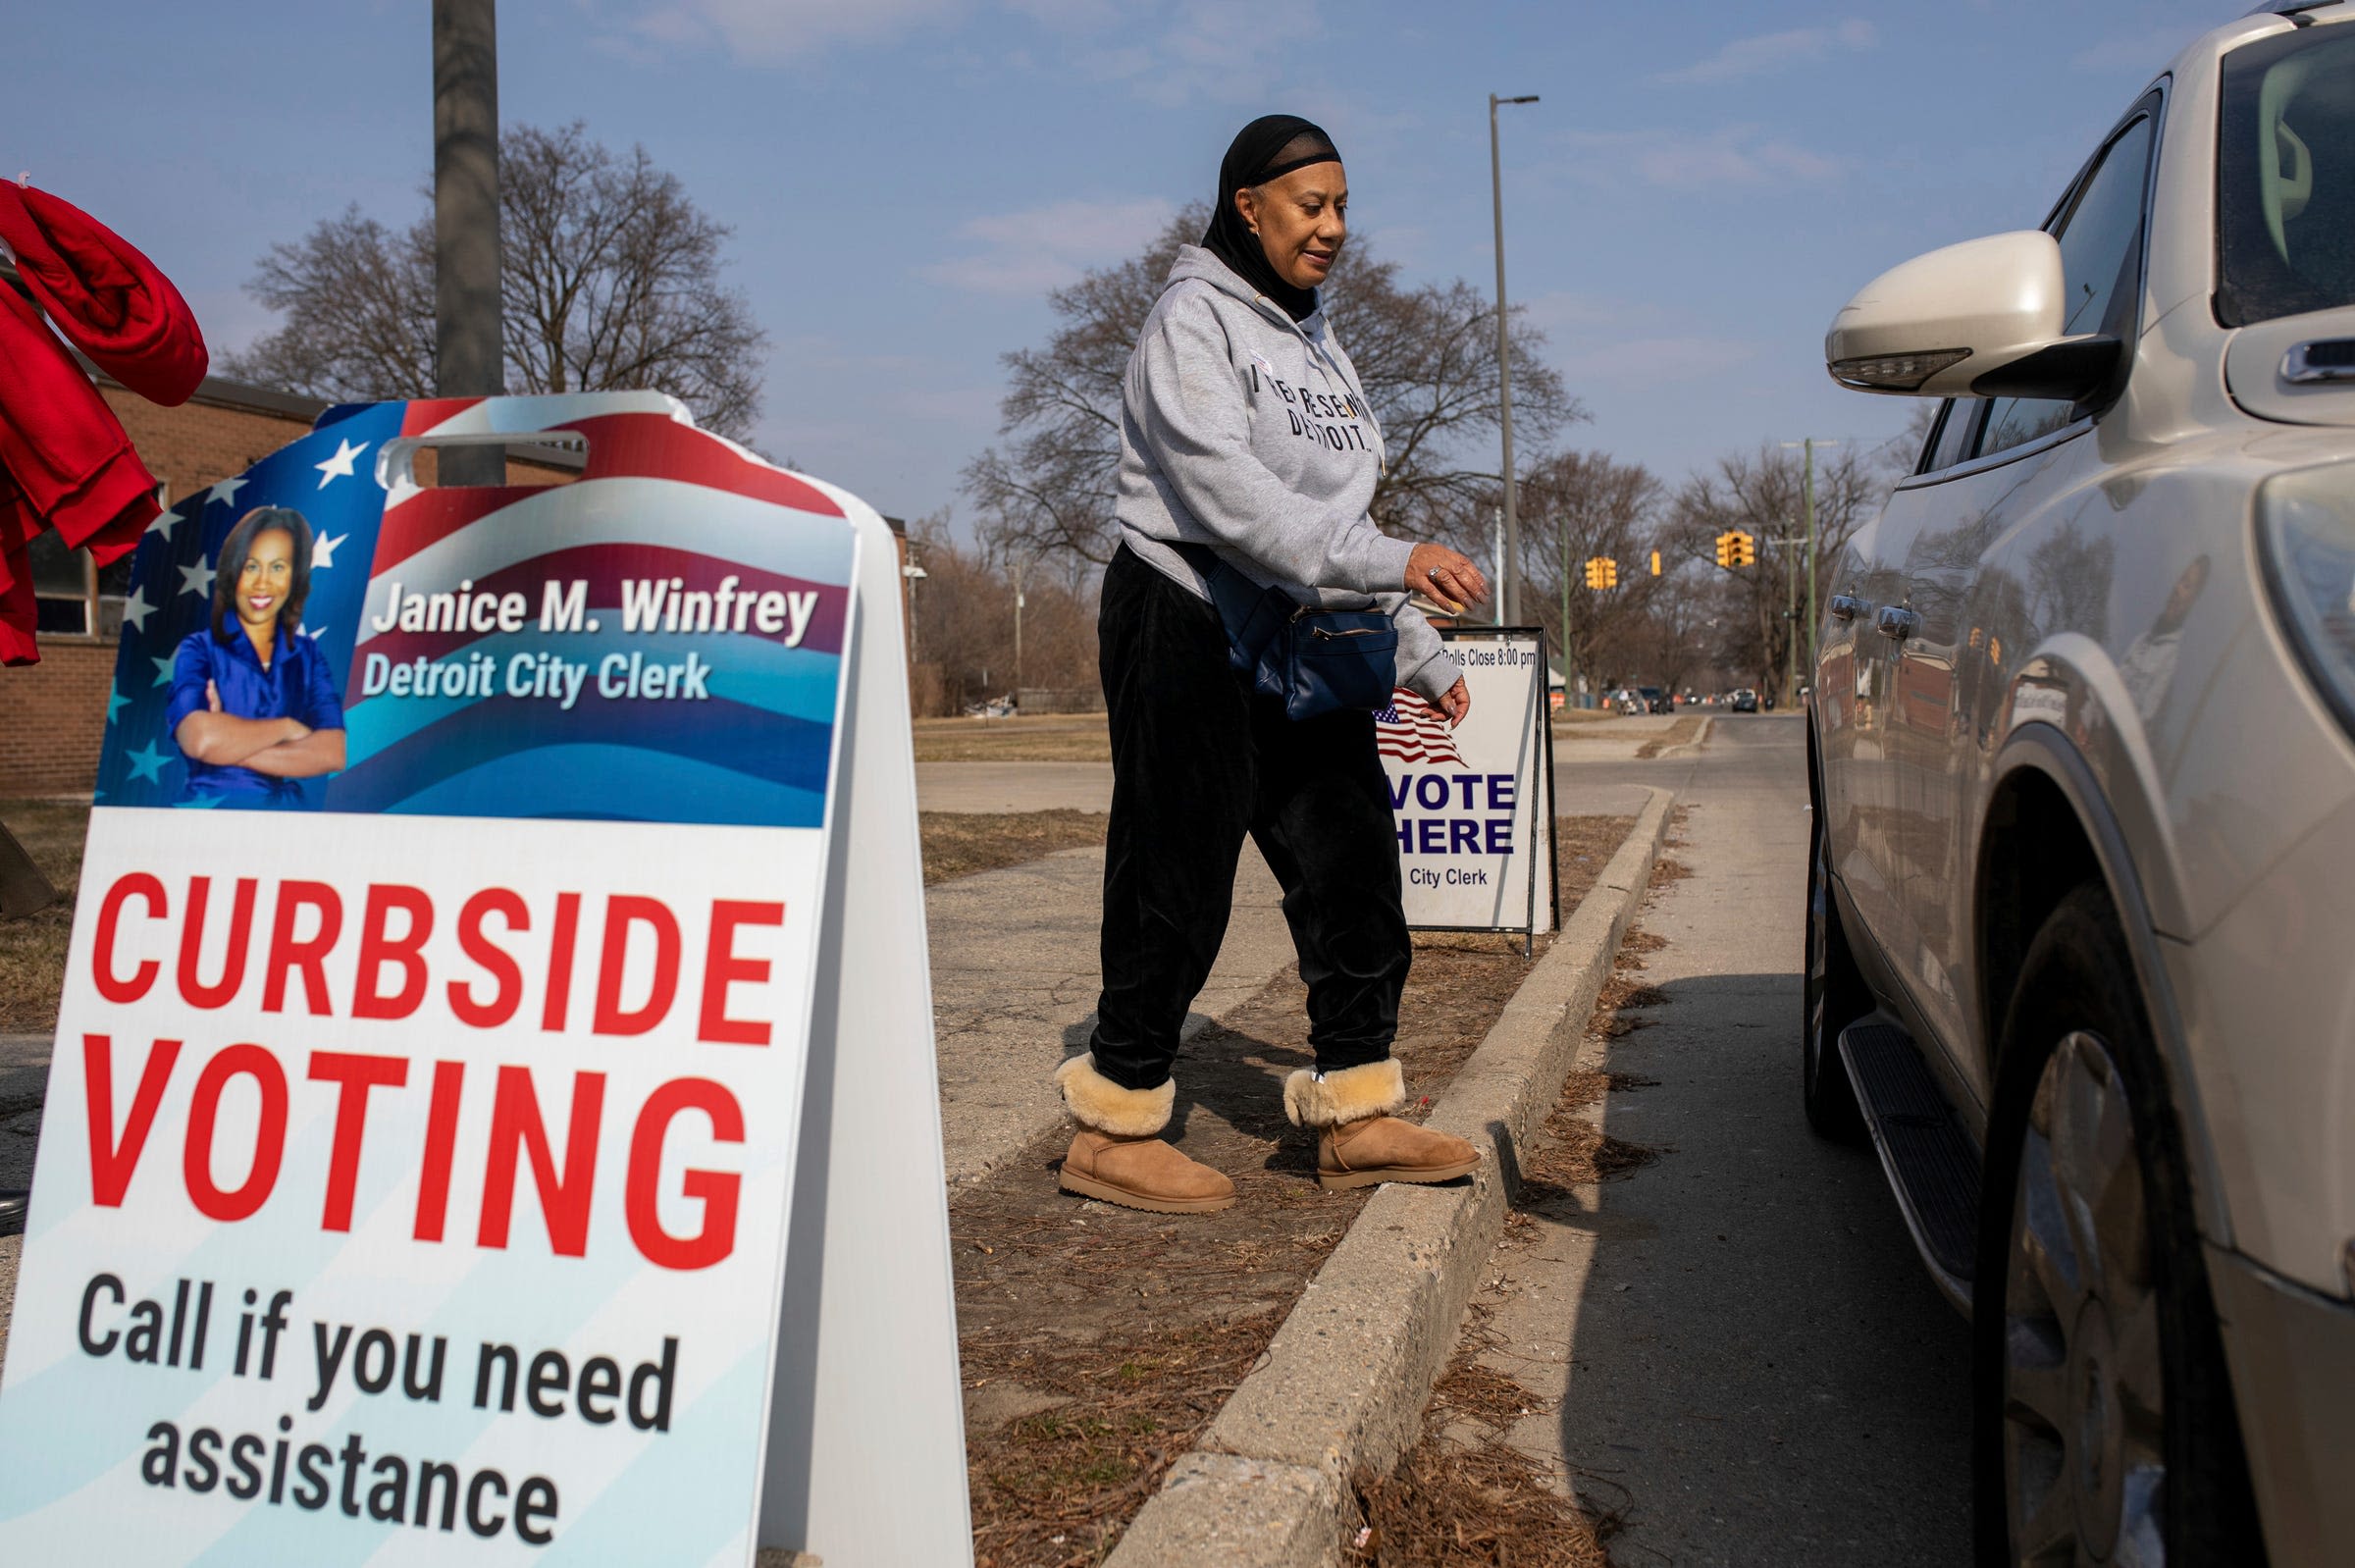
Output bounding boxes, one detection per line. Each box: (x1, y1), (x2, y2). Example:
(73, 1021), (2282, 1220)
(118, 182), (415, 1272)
(1376, 686), (1463, 765)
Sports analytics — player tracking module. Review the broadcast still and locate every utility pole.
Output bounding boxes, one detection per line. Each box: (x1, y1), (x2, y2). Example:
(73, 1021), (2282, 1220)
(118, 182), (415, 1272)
(433, 0), (503, 487)
(1785, 522), (1799, 704)
(1490, 92), (1539, 624)
(1780, 438), (1841, 702)
(1011, 553), (1029, 698)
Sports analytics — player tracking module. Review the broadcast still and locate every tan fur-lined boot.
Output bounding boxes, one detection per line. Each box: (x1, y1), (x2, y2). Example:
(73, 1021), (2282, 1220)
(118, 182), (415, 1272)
(1054, 1054), (1236, 1214)
(1285, 1060), (1480, 1191)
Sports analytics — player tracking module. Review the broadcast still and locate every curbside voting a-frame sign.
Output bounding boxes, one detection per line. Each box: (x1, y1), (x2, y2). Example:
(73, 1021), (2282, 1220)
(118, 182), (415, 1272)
(0, 392), (972, 1566)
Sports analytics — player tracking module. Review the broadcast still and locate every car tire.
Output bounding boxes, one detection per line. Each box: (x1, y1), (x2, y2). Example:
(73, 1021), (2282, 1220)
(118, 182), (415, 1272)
(1971, 883), (2264, 1567)
(1803, 744), (1867, 1143)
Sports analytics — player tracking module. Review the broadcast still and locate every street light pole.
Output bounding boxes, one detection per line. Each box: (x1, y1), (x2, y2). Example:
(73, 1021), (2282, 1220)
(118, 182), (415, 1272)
(1490, 92), (1539, 625)
(1558, 524), (1571, 709)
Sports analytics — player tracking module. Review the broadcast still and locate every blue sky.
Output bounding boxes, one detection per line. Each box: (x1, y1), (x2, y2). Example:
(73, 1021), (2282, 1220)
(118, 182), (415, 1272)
(6, 0), (2236, 526)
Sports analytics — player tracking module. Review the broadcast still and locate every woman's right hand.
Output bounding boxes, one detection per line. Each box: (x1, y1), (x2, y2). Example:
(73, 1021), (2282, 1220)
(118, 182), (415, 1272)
(1406, 544), (1490, 613)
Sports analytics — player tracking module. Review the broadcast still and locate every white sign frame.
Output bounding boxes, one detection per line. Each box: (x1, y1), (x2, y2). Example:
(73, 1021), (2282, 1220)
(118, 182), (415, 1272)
(0, 398), (970, 1567)
(1380, 627), (1559, 951)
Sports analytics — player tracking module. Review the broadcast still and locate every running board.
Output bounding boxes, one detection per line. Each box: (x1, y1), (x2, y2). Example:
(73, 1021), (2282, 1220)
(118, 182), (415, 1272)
(1839, 1019), (1980, 1312)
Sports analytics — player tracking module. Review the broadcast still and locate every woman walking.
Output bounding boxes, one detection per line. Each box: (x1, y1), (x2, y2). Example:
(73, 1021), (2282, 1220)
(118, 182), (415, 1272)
(1056, 115), (1494, 1214)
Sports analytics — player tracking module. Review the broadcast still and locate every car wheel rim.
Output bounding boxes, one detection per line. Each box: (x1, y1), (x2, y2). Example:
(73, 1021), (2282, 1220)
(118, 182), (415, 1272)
(2002, 1030), (2165, 1567)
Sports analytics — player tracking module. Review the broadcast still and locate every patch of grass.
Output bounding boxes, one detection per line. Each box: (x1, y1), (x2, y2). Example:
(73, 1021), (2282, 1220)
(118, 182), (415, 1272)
(914, 714), (1110, 762)
(0, 801), (89, 1033)
(920, 810), (1108, 885)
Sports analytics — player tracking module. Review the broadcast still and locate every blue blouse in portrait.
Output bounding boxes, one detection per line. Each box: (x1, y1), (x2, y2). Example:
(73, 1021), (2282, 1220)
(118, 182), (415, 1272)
(165, 627), (346, 804)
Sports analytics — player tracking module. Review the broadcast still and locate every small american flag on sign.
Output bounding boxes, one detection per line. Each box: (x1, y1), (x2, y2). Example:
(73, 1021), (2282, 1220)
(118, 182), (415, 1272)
(1375, 686), (1463, 766)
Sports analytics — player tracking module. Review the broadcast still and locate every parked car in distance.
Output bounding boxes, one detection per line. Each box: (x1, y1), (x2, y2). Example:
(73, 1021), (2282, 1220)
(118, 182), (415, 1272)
(1637, 686), (1670, 714)
(1730, 689), (1760, 712)
(1809, 7), (2355, 1561)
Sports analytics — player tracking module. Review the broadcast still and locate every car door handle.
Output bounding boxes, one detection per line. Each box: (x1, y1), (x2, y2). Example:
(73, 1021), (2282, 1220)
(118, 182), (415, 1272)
(1829, 594), (1865, 621)
(1877, 606), (1919, 641)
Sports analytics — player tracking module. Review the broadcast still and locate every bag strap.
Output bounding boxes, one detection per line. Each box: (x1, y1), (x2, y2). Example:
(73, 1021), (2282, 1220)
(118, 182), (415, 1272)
(1171, 541), (1285, 644)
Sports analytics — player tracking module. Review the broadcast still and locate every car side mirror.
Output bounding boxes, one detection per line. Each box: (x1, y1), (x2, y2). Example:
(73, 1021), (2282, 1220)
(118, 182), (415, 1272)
(1824, 230), (2122, 401)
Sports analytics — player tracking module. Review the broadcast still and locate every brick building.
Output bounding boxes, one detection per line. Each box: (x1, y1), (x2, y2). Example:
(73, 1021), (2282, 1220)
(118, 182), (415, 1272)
(1, 369), (340, 796)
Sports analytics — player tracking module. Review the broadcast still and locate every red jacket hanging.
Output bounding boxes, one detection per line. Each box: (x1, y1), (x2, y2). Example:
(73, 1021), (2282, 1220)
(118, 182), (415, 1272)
(0, 185), (207, 665)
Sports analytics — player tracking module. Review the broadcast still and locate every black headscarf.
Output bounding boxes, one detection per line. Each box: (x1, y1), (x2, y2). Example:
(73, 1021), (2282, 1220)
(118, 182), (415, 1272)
(1202, 115), (1342, 323)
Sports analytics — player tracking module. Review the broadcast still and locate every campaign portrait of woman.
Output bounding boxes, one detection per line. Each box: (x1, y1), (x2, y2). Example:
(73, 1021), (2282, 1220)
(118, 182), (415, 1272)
(165, 505), (346, 807)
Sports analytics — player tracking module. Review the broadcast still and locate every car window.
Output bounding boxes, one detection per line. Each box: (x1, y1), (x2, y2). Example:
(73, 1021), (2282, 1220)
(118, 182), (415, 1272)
(1979, 112), (2156, 460)
(2218, 27), (2355, 325)
(1919, 399), (1982, 473)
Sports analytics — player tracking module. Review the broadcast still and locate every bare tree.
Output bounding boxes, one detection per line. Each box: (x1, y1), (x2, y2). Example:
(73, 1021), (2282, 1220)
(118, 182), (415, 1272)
(228, 122), (765, 441)
(1662, 443), (1887, 700)
(231, 208), (438, 403)
(964, 205), (1583, 568)
(907, 518), (1100, 714)
(1434, 450), (1666, 696)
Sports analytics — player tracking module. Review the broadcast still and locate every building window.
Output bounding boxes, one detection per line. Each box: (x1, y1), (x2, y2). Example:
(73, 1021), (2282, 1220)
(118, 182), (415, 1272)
(28, 482), (158, 639)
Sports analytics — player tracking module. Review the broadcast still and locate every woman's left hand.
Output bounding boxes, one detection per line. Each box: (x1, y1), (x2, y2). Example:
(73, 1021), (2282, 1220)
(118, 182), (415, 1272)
(1438, 678), (1471, 726)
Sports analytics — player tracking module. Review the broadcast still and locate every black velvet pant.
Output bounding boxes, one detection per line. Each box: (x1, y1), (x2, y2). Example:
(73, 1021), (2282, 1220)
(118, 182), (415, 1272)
(1089, 545), (1410, 1092)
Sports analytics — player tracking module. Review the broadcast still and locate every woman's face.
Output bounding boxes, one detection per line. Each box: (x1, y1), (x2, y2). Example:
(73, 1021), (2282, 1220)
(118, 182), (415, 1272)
(236, 530), (295, 634)
(1237, 161), (1347, 290)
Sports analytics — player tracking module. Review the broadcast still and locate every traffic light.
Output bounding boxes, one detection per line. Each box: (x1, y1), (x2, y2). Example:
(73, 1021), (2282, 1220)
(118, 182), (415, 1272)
(1582, 555), (1618, 590)
(1650, 550), (1662, 577)
(1714, 529), (1755, 568)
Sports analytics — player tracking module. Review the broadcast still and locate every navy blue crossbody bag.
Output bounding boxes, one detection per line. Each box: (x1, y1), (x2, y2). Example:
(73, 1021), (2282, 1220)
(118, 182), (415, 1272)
(1172, 543), (1398, 721)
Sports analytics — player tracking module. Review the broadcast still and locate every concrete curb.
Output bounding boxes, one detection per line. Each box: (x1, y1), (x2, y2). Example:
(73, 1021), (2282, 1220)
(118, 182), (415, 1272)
(1106, 788), (1679, 1567)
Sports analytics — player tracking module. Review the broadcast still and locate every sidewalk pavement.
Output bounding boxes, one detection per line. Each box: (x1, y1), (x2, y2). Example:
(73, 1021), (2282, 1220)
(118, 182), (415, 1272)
(928, 843), (1291, 1185)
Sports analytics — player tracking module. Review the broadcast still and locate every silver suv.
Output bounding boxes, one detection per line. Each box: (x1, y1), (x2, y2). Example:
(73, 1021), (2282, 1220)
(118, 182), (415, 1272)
(1811, 4), (2355, 1561)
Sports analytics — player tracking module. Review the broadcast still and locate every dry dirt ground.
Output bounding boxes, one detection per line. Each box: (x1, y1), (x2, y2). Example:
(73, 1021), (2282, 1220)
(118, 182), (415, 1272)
(1344, 930), (1673, 1568)
(957, 816), (1632, 1568)
(922, 810), (1110, 884)
(1632, 717), (1704, 759)
(0, 803), (83, 1033)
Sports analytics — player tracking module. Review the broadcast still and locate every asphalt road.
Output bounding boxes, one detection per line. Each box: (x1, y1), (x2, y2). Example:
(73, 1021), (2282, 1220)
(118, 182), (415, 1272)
(1492, 712), (1973, 1565)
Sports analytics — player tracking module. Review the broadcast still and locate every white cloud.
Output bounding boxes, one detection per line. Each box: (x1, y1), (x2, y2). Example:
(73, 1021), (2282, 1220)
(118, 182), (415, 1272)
(1562, 127), (1845, 190)
(1070, 0), (1322, 107)
(621, 0), (966, 63)
(921, 197), (1177, 295)
(1655, 19), (1876, 85)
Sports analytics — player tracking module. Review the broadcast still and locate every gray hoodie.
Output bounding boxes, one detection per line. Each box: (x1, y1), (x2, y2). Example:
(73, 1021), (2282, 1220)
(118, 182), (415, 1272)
(1113, 244), (1459, 701)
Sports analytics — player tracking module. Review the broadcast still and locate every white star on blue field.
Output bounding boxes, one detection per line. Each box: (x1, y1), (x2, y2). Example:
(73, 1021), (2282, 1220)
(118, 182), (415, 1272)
(89, 403), (395, 810)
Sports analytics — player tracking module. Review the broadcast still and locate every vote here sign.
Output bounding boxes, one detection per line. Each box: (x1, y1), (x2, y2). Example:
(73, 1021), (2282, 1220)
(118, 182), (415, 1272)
(1378, 629), (1555, 935)
(0, 393), (860, 1565)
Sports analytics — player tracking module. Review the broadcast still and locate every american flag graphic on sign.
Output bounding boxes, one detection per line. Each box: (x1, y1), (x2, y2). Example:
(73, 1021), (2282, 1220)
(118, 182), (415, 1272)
(1375, 685), (1464, 766)
(95, 391), (857, 827)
